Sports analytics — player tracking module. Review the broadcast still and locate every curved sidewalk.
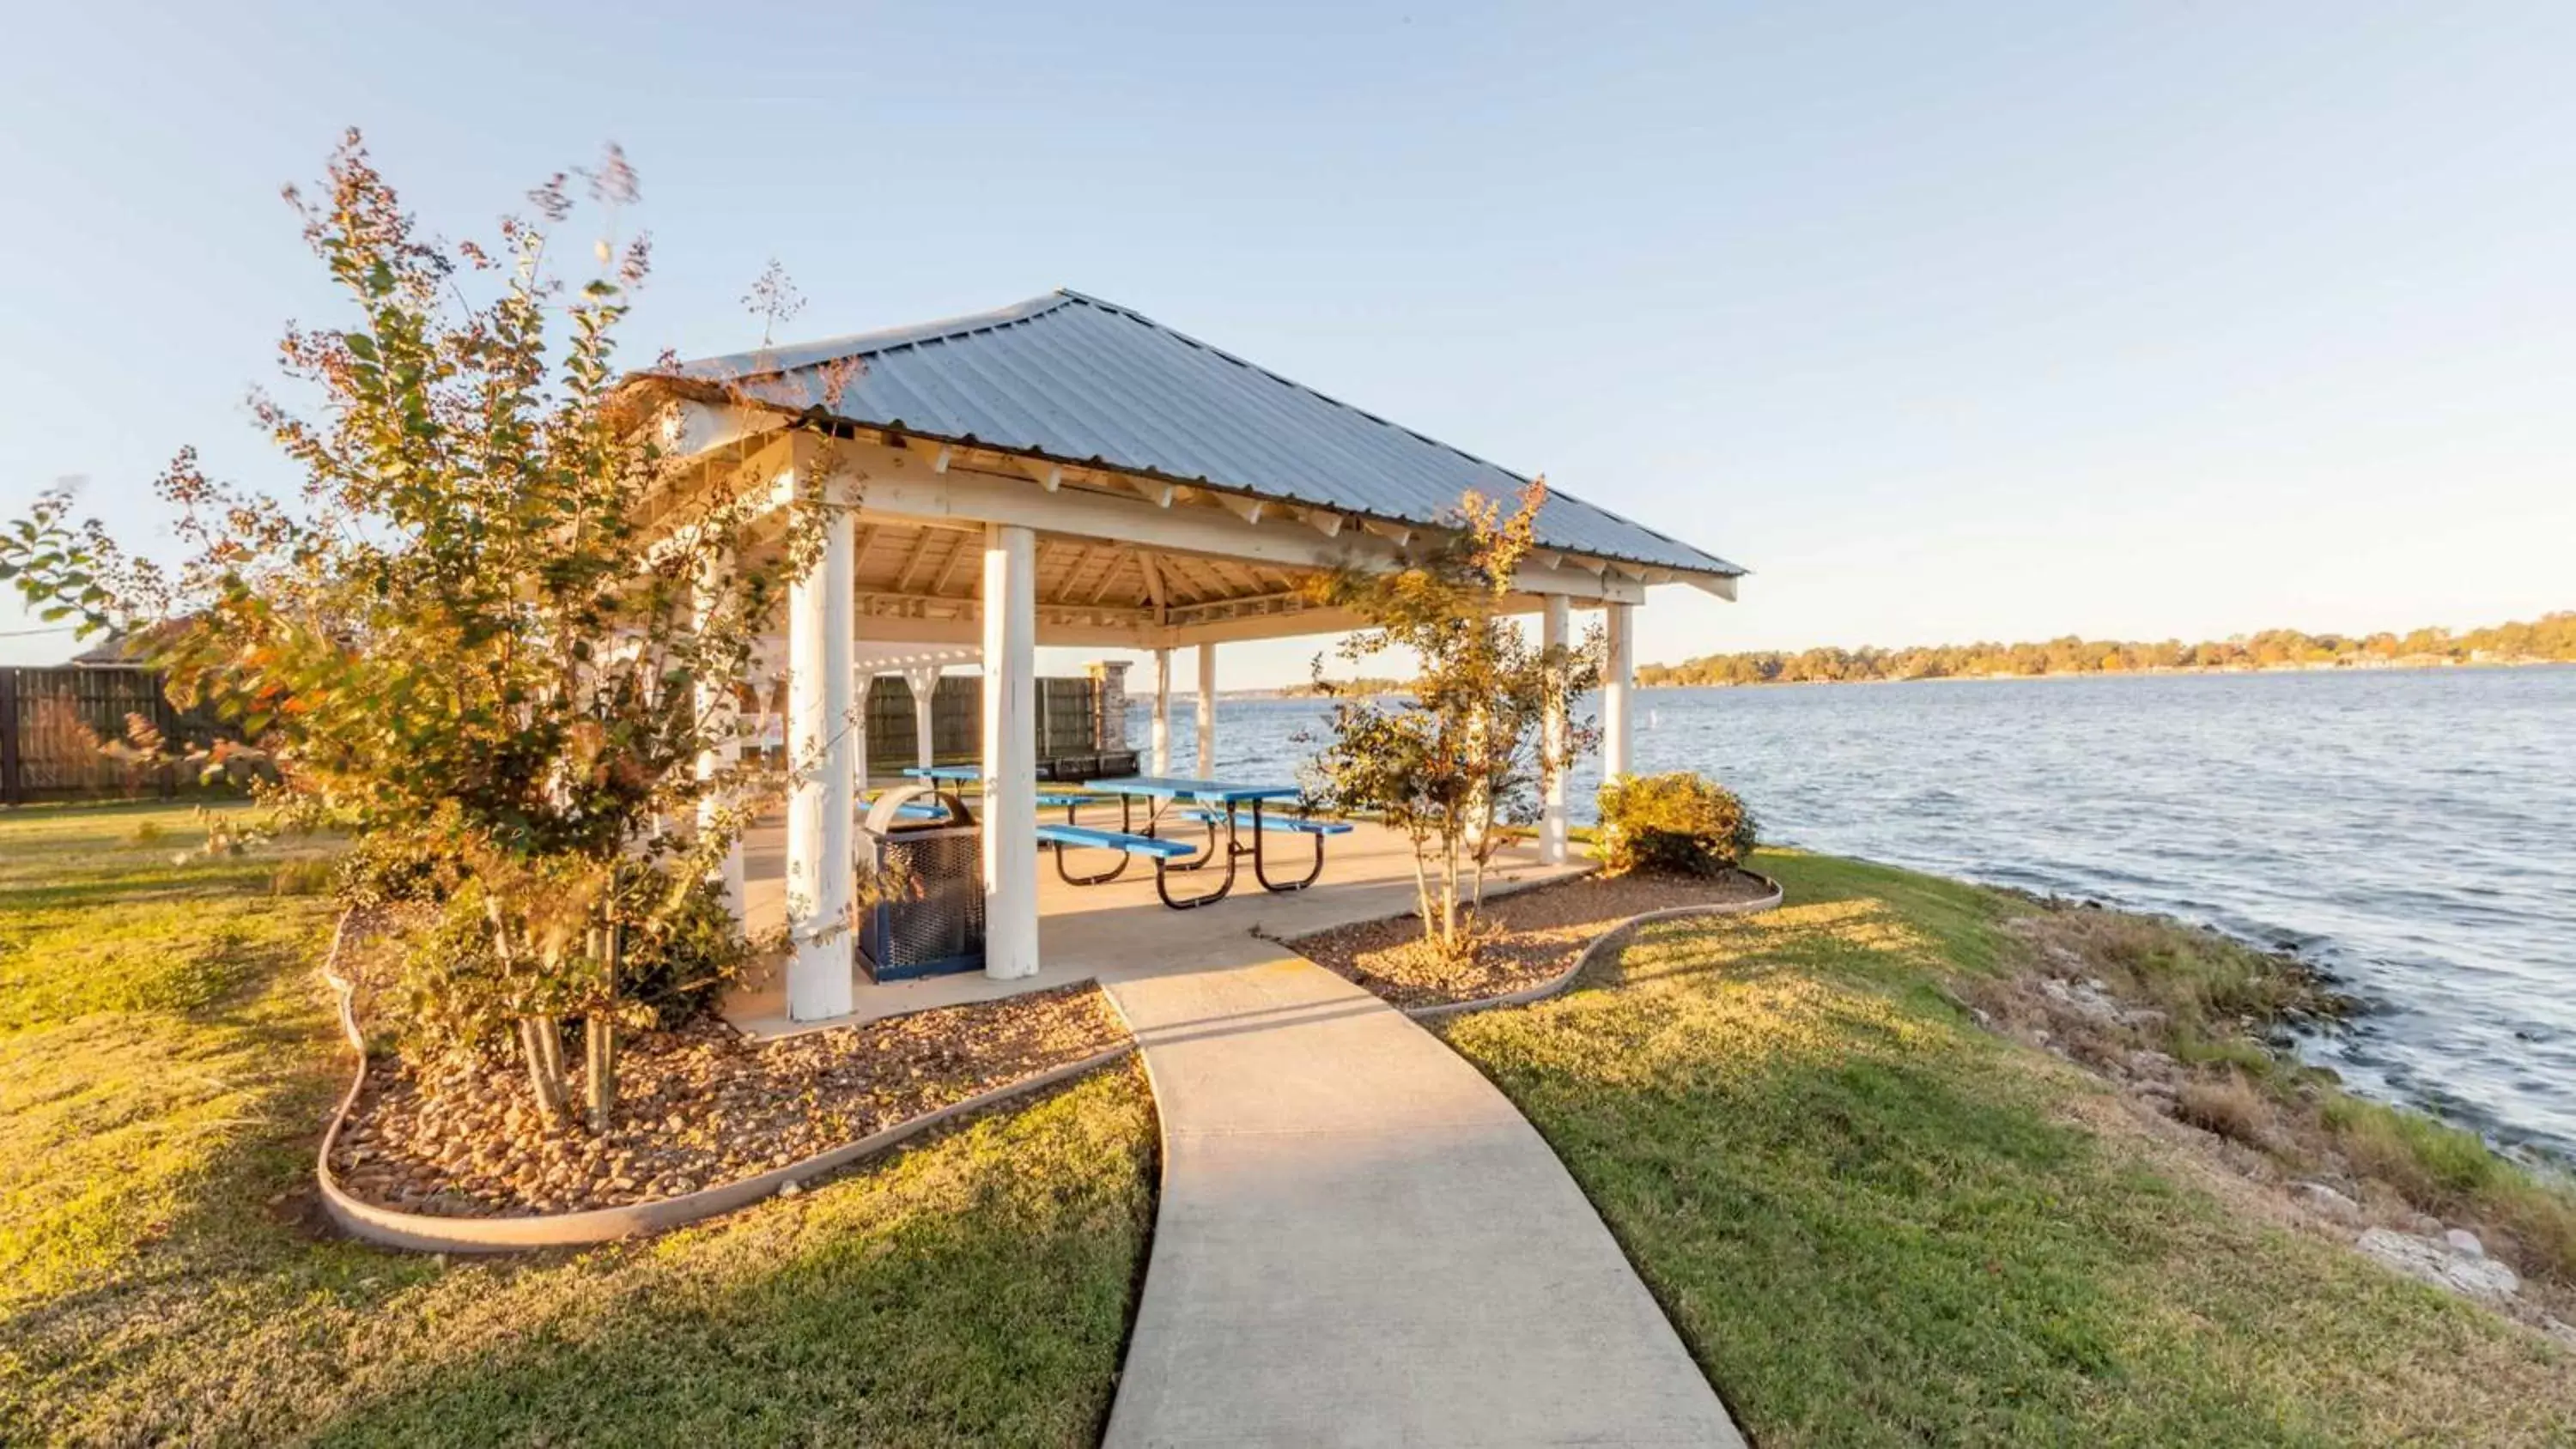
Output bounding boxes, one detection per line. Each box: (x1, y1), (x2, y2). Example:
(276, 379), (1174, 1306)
(1103, 949), (1744, 1448)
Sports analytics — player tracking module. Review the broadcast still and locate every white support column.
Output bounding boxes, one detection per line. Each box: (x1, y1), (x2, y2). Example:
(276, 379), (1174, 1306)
(693, 551), (748, 923)
(904, 664), (942, 771)
(1602, 601), (1635, 783)
(851, 671), (870, 806)
(786, 506), (857, 1022)
(1151, 646), (1173, 775)
(981, 524), (1041, 981)
(1540, 594), (1571, 865)
(1194, 640), (1218, 778)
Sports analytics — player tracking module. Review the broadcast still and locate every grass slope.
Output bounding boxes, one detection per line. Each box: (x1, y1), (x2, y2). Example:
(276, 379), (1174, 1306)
(0, 801), (1153, 1447)
(1444, 849), (2575, 1447)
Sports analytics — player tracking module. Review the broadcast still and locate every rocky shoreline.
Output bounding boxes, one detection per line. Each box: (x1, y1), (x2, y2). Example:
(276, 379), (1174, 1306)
(1975, 905), (2576, 1349)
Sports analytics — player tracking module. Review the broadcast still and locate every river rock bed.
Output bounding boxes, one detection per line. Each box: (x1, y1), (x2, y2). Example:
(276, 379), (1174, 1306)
(330, 982), (1127, 1217)
(1291, 867), (1777, 1009)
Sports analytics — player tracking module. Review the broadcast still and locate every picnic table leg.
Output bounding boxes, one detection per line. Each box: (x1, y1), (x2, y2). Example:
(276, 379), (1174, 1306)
(1251, 799), (1327, 894)
(1050, 837), (1133, 887)
(1153, 812), (1238, 908)
(1155, 795), (1223, 871)
(1049, 794), (1130, 885)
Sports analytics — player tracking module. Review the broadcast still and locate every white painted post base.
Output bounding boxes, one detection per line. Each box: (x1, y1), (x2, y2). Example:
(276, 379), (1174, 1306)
(904, 664), (941, 771)
(1602, 601), (1635, 784)
(981, 524), (1040, 980)
(1194, 640), (1218, 778)
(786, 505), (856, 1022)
(1540, 595), (1571, 865)
(1151, 646), (1173, 776)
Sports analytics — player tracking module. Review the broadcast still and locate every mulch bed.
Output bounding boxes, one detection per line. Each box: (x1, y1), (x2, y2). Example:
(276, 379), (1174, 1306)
(1290, 868), (1776, 1010)
(329, 982), (1127, 1218)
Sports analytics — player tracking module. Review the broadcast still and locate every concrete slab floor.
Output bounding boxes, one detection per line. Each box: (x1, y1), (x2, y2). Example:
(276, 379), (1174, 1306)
(722, 813), (1589, 1037)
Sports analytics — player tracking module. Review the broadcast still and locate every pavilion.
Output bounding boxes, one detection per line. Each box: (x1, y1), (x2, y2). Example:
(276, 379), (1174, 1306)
(638, 290), (1745, 1025)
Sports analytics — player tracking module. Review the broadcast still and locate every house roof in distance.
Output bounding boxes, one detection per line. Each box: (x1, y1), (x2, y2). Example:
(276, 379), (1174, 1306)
(665, 291), (1745, 582)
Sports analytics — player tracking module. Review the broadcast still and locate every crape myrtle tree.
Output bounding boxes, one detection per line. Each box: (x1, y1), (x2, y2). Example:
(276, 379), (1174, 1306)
(1299, 481), (1602, 962)
(0, 132), (843, 1131)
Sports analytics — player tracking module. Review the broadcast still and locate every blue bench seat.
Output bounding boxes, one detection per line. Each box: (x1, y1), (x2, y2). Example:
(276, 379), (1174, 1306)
(1035, 822), (1197, 859)
(1175, 806), (1353, 835)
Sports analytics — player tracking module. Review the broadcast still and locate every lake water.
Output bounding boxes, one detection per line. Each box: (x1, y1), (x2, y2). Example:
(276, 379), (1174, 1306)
(1139, 666), (2576, 1162)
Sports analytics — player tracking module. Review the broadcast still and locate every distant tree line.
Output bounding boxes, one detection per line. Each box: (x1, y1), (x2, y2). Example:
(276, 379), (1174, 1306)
(1276, 676), (1412, 698)
(1638, 612), (2576, 688)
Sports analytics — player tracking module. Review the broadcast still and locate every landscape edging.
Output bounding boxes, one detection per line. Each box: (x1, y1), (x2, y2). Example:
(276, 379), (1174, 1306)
(1400, 869), (1784, 1023)
(313, 923), (1133, 1254)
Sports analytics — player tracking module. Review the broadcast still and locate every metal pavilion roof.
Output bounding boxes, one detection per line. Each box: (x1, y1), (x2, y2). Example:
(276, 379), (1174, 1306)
(666, 291), (1745, 581)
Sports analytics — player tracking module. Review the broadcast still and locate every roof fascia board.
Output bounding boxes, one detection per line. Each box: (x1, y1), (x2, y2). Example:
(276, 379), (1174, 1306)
(787, 433), (1648, 604)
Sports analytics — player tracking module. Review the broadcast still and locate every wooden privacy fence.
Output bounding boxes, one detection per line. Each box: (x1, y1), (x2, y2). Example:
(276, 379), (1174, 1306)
(859, 675), (1106, 774)
(0, 666), (214, 805)
(3, 667), (1120, 805)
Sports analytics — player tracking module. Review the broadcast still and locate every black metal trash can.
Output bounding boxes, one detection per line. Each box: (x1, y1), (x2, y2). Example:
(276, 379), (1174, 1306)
(855, 785), (986, 981)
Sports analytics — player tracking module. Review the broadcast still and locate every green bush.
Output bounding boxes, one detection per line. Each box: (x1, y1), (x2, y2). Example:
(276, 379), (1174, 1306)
(392, 869), (744, 1060)
(1595, 771), (1759, 878)
(332, 830), (456, 907)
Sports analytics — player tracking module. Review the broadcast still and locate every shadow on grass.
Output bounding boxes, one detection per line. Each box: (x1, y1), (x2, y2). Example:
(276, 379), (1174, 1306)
(9, 1062), (1155, 1449)
(6, 802), (1158, 1447)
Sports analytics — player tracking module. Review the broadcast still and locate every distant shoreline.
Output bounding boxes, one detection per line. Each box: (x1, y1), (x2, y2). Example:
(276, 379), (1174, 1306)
(1220, 657), (2571, 700)
(1638, 657), (2573, 690)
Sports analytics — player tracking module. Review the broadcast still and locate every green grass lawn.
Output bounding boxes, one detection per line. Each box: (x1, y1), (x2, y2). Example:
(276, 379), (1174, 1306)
(0, 800), (1154, 1447)
(1444, 849), (2576, 1447)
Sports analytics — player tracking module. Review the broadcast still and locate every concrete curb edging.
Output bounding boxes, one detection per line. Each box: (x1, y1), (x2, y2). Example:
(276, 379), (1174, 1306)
(312, 919), (1133, 1255)
(1400, 870), (1784, 1024)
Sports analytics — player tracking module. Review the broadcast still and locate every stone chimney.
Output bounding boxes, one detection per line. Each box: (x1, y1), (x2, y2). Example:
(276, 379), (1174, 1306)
(1086, 660), (1132, 752)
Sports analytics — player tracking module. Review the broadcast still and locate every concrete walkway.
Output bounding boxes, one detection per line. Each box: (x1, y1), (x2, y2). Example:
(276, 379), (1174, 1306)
(1102, 949), (1745, 1448)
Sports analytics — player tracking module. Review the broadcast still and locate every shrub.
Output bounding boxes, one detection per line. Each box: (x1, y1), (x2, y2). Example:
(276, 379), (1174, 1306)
(331, 830), (455, 908)
(2176, 1071), (2276, 1149)
(268, 858), (336, 897)
(1596, 772), (1759, 878)
(2322, 1096), (2500, 1201)
(392, 868), (743, 1061)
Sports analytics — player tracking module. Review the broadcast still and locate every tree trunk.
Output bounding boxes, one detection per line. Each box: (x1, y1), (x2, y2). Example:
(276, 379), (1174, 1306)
(1422, 839), (1443, 942)
(1469, 785), (1496, 910)
(585, 925), (621, 1132)
(585, 1015), (617, 1132)
(520, 1016), (569, 1120)
(1438, 822), (1462, 957)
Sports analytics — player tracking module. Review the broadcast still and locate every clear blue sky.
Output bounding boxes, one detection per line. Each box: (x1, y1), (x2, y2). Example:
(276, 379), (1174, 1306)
(5, 2), (2573, 687)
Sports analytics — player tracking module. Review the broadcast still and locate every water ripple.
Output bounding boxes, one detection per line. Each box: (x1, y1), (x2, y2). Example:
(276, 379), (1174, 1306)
(1170, 666), (2576, 1161)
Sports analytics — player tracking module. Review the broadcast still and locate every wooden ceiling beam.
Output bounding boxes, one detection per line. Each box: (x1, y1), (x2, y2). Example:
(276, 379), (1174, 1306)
(893, 529), (941, 592)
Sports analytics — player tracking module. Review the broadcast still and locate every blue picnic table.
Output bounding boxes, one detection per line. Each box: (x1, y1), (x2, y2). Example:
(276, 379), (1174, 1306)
(1078, 775), (1348, 905)
(890, 767), (1346, 907)
(898, 765), (1108, 814)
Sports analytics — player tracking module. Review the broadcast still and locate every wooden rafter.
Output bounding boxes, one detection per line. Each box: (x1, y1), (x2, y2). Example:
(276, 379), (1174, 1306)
(1139, 552), (1168, 618)
(1087, 550), (1131, 605)
(931, 532), (975, 596)
(894, 530), (941, 592)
